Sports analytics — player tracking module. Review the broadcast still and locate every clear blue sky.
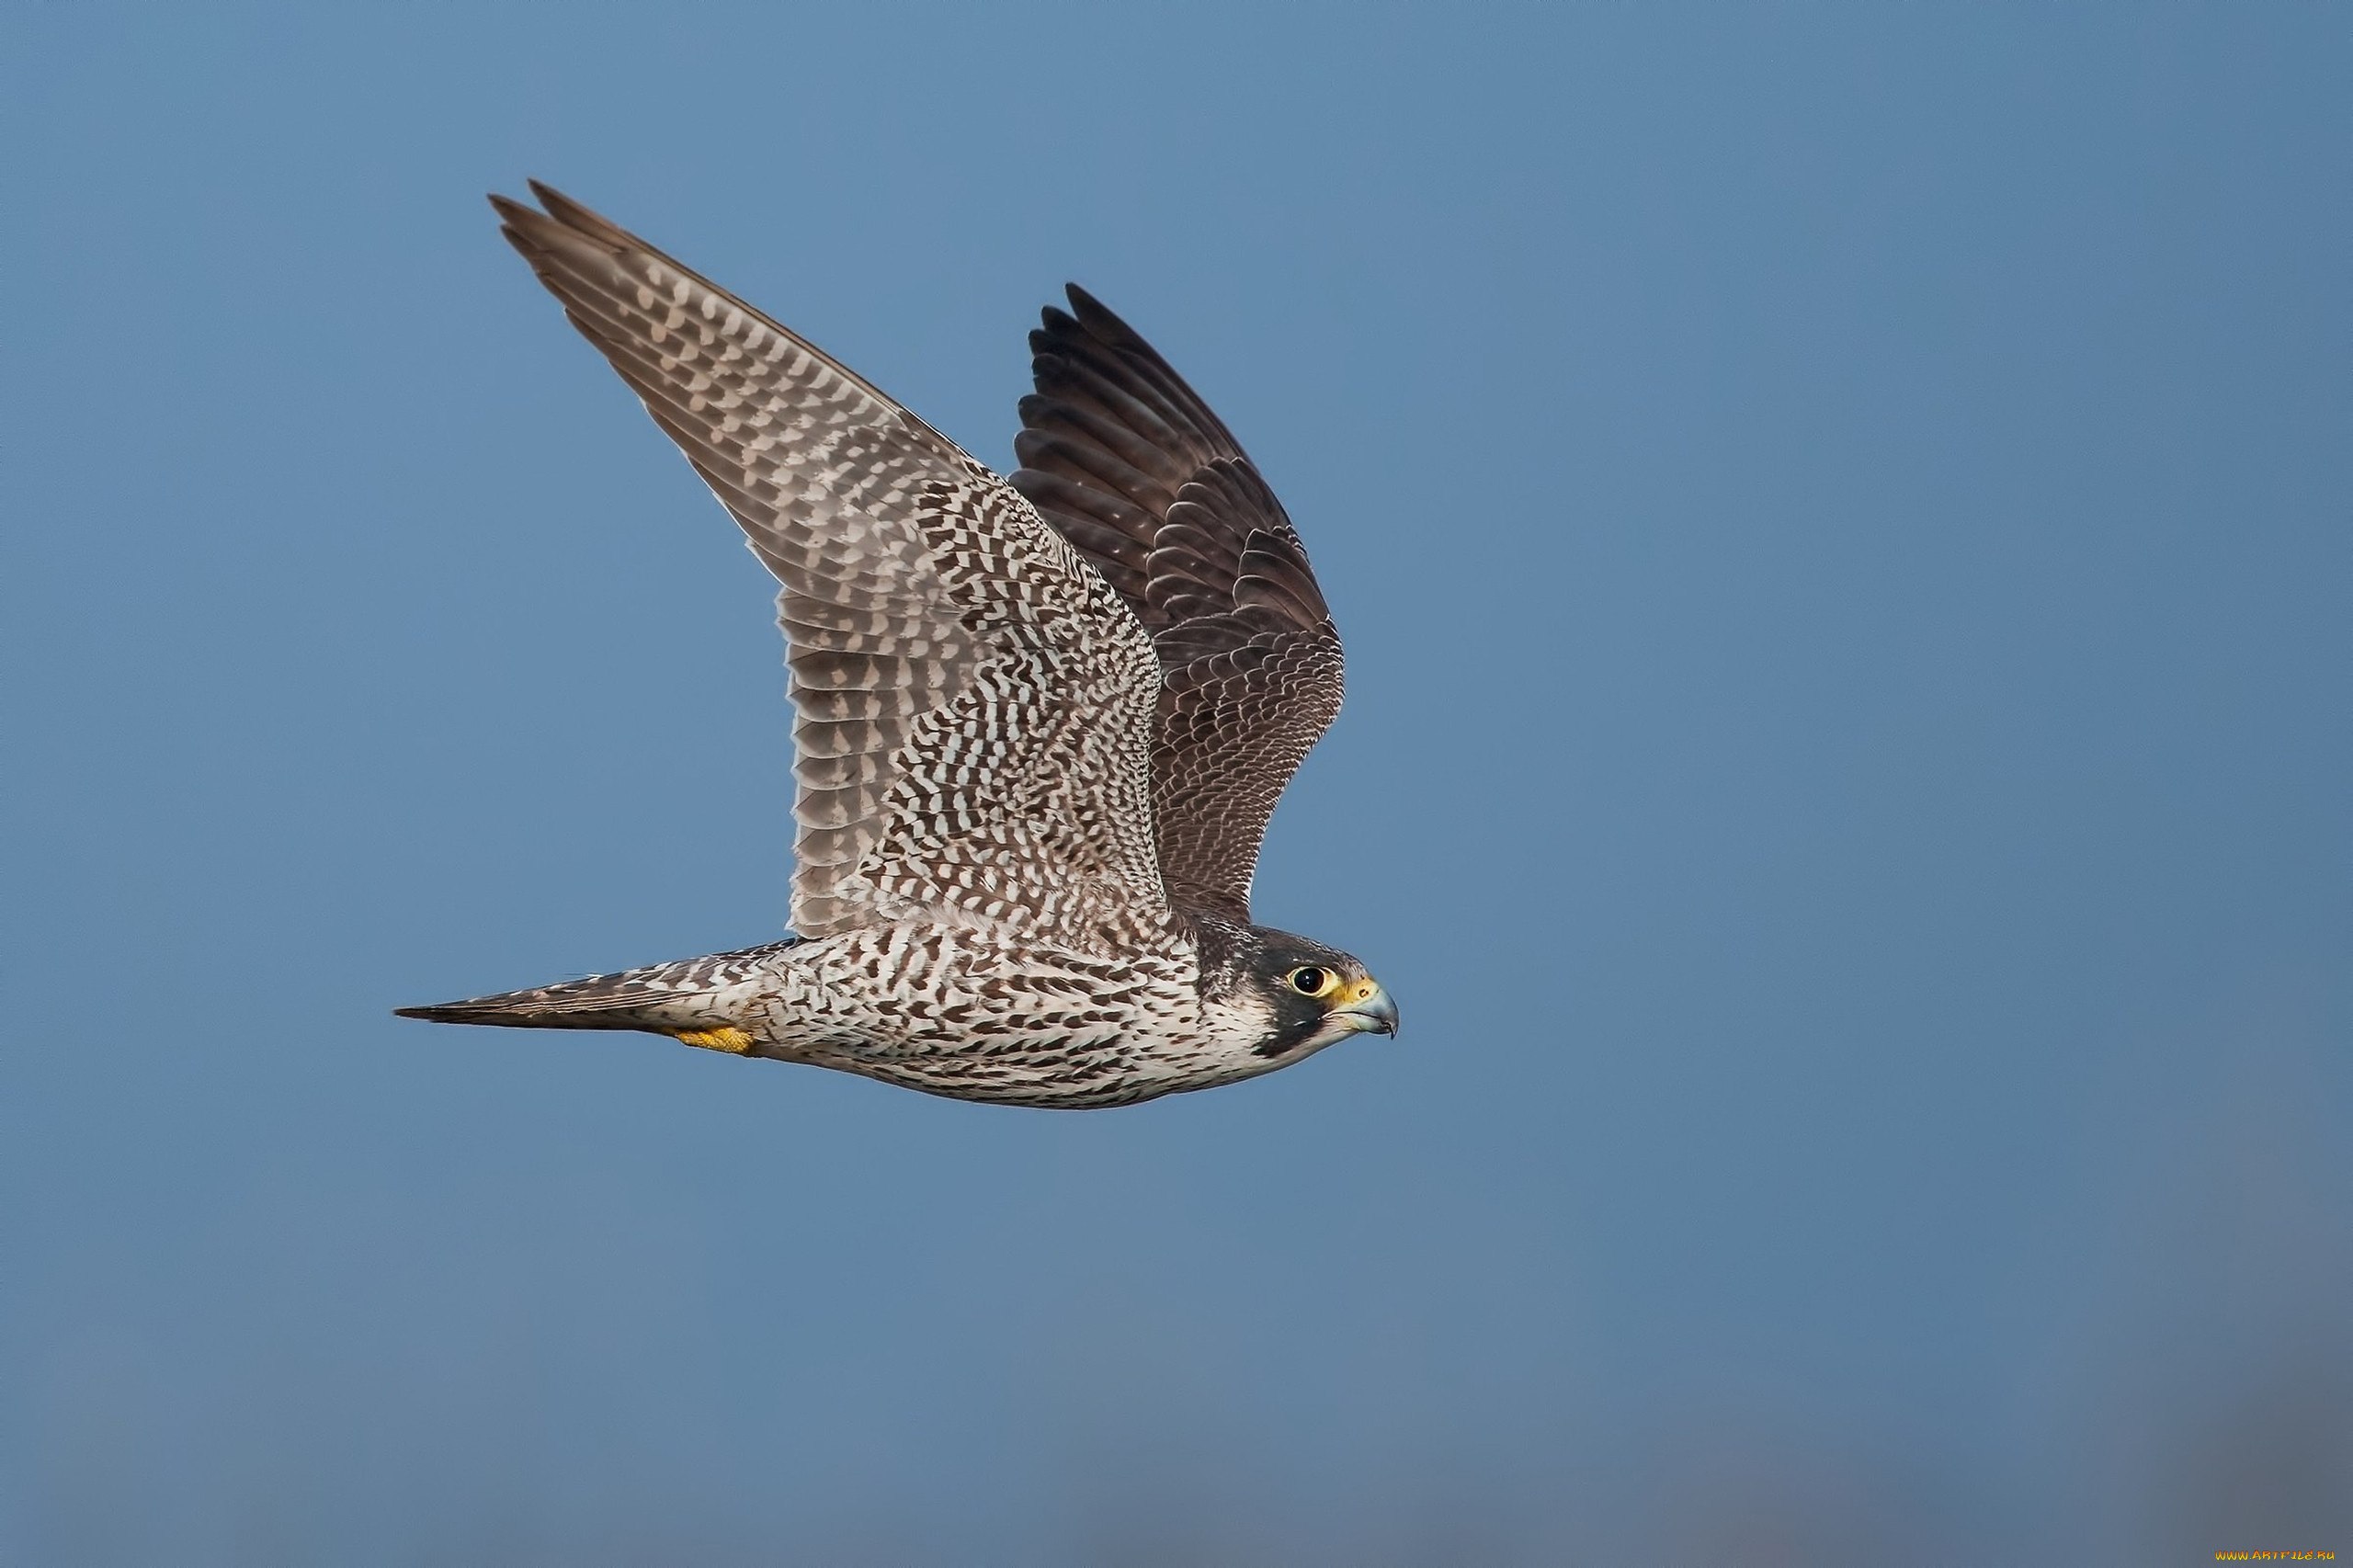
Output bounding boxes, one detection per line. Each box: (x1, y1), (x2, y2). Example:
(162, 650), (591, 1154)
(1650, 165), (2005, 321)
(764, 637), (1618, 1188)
(5, 5), (2347, 1562)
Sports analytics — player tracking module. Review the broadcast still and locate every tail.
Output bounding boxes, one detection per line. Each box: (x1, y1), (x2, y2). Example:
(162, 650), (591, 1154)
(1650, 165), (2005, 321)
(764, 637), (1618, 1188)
(395, 941), (798, 1037)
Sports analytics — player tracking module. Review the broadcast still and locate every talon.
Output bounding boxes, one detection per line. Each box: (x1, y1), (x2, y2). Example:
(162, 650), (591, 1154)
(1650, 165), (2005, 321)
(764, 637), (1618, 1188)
(674, 1027), (754, 1055)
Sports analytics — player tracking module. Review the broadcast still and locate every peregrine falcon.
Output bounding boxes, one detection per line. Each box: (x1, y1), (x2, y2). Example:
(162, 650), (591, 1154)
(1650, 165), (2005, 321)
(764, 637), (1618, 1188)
(397, 183), (1396, 1108)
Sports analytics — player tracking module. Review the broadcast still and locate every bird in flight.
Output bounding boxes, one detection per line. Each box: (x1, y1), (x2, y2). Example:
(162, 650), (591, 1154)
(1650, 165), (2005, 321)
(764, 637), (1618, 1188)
(398, 183), (1396, 1108)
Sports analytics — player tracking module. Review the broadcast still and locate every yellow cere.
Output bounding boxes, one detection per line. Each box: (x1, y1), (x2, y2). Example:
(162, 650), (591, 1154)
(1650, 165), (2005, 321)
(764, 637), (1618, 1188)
(673, 1027), (754, 1055)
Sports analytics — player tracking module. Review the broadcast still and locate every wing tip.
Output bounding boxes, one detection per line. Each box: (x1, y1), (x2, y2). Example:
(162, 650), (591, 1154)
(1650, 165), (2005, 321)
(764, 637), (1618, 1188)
(1062, 283), (1148, 349)
(488, 181), (635, 262)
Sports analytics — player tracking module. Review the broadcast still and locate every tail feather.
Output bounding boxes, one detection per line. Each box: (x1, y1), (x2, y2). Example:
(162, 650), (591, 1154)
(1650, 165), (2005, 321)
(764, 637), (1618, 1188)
(395, 941), (798, 1034)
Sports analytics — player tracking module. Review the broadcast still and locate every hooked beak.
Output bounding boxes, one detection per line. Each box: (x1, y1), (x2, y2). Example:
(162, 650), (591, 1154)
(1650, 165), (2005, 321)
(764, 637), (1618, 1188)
(1328, 981), (1399, 1039)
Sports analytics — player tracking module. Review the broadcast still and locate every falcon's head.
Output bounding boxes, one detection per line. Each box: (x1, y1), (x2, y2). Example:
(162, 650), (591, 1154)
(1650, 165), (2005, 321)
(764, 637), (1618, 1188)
(1196, 919), (1399, 1062)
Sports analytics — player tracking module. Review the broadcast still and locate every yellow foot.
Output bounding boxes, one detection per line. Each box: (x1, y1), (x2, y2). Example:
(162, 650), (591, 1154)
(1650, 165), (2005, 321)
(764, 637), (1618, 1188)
(673, 1027), (755, 1055)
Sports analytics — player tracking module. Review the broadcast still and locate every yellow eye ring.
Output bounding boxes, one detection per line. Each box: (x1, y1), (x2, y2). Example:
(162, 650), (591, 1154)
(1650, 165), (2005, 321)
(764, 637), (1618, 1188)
(1287, 965), (1336, 997)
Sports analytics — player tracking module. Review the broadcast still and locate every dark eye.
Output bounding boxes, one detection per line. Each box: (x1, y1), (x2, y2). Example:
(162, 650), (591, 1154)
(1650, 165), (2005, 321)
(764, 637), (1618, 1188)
(1288, 966), (1331, 996)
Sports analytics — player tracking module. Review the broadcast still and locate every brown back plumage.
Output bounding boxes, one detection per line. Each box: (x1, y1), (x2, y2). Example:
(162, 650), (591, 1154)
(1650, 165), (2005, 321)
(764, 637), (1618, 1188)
(1011, 288), (1346, 923)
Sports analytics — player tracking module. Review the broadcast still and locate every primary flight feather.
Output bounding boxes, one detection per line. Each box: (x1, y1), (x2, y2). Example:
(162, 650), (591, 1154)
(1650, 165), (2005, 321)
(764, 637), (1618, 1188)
(397, 183), (1395, 1108)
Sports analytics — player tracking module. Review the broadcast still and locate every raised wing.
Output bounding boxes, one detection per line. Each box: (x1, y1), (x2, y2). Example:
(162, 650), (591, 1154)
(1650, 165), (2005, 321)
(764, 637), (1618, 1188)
(493, 187), (1168, 949)
(1009, 288), (1344, 924)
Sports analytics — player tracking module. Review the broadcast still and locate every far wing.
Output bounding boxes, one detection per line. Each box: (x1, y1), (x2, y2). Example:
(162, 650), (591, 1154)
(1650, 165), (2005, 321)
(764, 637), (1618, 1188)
(1010, 288), (1344, 923)
(494, 188), (1168, 948)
